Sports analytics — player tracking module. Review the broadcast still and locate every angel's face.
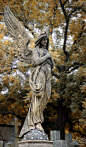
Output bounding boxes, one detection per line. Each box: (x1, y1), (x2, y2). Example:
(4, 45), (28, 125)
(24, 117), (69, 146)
(41, 37), (48, 46)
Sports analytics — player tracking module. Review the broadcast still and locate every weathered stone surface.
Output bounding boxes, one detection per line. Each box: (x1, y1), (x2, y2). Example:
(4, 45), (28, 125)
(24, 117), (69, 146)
(67, 142), (74, 147)
(7, 133), (15, 144)
(70, 141), (78, 147)
(50, 130), (60, 141)
(65, 133), (74, 147)
(53, 140), (67, 147)
(22, 129), (48, 141)
(4, 6), (54, 138)
(18, 140), (53, 147)
(65, 133), (72, 142)
(0, 141), (9, 147)
(0, 125), (13, 143)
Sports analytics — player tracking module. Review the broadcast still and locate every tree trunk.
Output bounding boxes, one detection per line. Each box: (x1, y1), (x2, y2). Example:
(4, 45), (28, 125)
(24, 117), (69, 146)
(57, 100), (67, 140)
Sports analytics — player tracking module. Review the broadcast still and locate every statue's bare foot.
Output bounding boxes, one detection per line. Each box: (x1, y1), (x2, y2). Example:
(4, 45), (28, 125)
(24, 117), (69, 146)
(36, 123), (44, 132)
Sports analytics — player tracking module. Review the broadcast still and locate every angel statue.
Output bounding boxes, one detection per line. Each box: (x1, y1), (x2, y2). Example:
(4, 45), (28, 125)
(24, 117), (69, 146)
(4, 6), (54, 138)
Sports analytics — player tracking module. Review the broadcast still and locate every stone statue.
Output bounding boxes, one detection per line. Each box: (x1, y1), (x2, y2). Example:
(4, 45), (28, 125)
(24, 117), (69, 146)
(4, 6), (54, 138)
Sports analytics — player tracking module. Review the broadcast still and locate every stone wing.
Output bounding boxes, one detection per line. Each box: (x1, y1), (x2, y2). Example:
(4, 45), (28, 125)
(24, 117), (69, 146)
(4, 6), (33, 64)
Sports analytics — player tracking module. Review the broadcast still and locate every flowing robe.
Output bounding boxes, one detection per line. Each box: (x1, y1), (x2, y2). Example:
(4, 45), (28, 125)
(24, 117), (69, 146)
(19, 47), (54, 137)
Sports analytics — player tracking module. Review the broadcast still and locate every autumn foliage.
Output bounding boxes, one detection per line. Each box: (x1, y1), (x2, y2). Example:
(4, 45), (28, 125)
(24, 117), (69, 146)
(0, 0), (86, 143)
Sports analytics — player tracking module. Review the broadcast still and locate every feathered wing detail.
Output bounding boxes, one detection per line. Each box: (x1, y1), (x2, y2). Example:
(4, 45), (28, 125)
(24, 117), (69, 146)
(4, 6), (33, 64)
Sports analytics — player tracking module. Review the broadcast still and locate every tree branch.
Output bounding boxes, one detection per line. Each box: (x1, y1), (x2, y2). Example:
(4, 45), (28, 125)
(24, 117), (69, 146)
(63, 0), (69, 6)
(63, 20), (70, 62)
(69, 5), (86, 18)
(59, 1), (85, 62)
(82, 7), (86, 13)
(59, 0), (68, 20)
(59, 0), (70, 62)
(71, 129), (86, 137)
(73, 21), (85, 45)
(68, 8), (78, 18)
(67, 116), (86, 137)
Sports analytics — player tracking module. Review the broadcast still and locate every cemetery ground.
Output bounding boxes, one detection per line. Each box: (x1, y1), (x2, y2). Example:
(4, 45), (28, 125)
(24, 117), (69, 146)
(0, 117), (86, 147)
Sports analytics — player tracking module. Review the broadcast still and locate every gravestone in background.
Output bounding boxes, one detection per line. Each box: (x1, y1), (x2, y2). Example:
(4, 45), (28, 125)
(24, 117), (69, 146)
(9, 117), (21, 147)
(0, 117), (21, 147)
(50, 130), (67, 147)
(0, 124), (13, 143)
(53, 140), (67, 147)
(0, 141), (9, 147)
(50, 130), (60, 141)
(0, 130), (3, 141)
(65, 133), (74, 147)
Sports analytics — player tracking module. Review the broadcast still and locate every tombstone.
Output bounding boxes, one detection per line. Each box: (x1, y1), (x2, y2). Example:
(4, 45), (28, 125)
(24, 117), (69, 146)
(50, 132), (78, 147)
(0, 141), (3, 147)
(53, 140), (67, 147)
(0, 117), (21, 147)
(65, 133), (72, 143)
(65, 133), (79, 147)
(7, 133), (15, 147)
(70, 141), (78, 147)
(0, 130), (3, 147)
(0, 141), (9, 147)
(0, 124), (13, 144)
(50, 130), (67, 147)
(65, 133), (74, 147)
(10, 117), (21, 137)
(0, 130), (3, 141)
(50, 130), (60, 141)
(7, 117), (21, 147)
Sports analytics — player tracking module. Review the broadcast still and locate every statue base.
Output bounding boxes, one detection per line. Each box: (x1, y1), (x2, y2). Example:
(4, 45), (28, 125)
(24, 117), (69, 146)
(18, 140), (53, 147)
(22, 129), (48, 141)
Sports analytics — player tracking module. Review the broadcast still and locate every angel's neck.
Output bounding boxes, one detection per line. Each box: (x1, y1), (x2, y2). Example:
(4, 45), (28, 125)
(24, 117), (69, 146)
(41, 45), (46, 49)
(36, 46), (48, 52)
(39, 47), (48, 52)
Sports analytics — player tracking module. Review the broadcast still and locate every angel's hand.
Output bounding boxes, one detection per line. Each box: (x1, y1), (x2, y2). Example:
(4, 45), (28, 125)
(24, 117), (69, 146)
(46, 52), (54, 69)
(46, 52), (52, 59)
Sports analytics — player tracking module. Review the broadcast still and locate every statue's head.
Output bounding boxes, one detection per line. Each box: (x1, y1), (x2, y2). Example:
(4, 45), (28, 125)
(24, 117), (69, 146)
(35, 26), (50, 50)
(35, 32), (49, 50)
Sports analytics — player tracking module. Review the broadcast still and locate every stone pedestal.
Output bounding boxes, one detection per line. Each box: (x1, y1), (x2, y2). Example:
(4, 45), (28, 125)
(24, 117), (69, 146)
(18, 140), (53, 147)
(22, 129), (48, 141)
